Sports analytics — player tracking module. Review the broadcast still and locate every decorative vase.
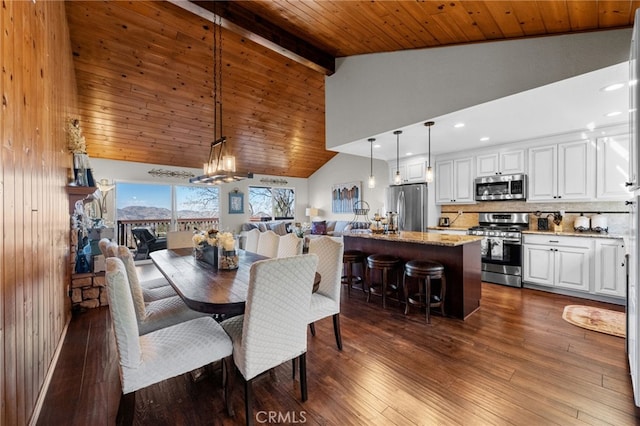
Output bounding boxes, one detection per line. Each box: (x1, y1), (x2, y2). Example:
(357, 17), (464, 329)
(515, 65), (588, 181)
(203, 245), (218, 268)
(193, 246), (204, 260)
(194, 245), (218, 268)
(218, 237), (239, 270)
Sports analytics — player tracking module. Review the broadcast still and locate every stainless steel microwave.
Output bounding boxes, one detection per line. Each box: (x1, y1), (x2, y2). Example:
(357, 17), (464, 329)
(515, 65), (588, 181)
(474, 174), (527, 201)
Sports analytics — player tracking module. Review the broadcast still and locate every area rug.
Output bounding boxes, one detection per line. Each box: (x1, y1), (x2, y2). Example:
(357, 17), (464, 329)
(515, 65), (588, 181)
(562, 305), (625, 338)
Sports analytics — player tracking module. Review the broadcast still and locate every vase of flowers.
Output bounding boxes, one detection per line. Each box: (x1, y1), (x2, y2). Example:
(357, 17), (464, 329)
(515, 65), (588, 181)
(217, 232), (239, 270)
(292, 222), (310, 238)
(192, 228), (219, 268)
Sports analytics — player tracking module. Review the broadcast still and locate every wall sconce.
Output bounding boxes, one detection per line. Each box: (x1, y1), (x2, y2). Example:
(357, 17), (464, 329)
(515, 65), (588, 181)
(96, 178), (115, 215)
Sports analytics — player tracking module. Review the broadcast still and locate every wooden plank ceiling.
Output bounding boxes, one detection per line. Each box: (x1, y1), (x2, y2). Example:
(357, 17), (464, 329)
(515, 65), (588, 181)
(66, 1), (640, 179)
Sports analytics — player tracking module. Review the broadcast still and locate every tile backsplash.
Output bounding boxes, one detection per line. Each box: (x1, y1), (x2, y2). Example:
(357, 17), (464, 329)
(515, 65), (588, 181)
(440, 200), (629, 235)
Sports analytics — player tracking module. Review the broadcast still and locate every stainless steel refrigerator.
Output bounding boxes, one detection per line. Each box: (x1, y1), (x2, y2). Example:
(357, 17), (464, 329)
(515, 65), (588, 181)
(386, 183), (428, 232)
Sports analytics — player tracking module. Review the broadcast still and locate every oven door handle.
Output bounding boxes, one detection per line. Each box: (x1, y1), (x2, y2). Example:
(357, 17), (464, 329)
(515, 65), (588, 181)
(502, 239), (521, 244)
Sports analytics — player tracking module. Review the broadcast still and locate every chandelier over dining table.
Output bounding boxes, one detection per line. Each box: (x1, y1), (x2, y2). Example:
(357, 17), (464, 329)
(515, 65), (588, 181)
(190, 5), (253, 185)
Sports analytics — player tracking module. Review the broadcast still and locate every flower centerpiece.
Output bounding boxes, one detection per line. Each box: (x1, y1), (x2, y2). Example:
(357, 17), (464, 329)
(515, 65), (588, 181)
(292, 222), (310, 238)
(217, 232), (239, 270)
(192, 228), (218, 267)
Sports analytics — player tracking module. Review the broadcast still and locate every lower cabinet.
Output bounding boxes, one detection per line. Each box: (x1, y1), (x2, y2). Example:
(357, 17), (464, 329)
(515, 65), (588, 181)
(523, 234), (625, 301)
(594, 239), (626, 298)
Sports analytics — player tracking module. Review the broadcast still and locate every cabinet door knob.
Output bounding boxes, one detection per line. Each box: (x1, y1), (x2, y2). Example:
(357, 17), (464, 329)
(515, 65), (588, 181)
(626, 182), (634, 187)
(626, 201), (634, 205)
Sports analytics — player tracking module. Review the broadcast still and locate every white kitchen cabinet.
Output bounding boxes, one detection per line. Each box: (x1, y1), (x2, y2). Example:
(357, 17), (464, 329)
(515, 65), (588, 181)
(528, 140), (595, 202)
(594, 238), (626, 298)
(389, 159), (426, 184)
(523, 244), (555, 285)
(596, 133), (632, 200)
(390, 163), (407, 184)
(406, 160), (425, 182)
(435, 157), (474, 204)
(476, 149), (525, 177)
(523, 234), (591, 292)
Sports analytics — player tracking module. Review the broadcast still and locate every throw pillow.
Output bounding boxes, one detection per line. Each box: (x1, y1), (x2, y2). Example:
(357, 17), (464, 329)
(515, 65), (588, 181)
(311, 221), (327, 235)
(270, 222), (288, 236)
(241, 223), (258, 231)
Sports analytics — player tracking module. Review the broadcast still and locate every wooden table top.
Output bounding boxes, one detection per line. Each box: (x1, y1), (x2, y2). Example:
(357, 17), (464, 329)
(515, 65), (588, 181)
(150, 248), (267, 316)
(150, 248), (320, 316)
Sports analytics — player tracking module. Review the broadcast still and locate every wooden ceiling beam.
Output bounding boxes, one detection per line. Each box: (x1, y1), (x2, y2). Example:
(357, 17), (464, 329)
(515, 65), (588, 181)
(171, 0), (335, 75)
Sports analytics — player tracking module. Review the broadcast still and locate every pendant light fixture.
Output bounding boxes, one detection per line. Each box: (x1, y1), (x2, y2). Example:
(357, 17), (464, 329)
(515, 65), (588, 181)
(393, 130), (403, 185)
(368, 137), (376, 189)
(190, 6), (252, 185)
(425, 121), (435, 183)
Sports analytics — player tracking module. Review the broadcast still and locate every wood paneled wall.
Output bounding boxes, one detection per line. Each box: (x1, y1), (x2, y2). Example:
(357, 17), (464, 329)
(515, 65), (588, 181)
(1, 1), (76, 424)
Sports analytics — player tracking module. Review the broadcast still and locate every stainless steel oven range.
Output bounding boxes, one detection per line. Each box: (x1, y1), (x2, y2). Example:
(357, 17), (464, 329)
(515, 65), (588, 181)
(467, 212), (529, 287)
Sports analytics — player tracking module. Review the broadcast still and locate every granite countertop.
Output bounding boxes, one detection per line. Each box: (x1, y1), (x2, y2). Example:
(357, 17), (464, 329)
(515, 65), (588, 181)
(522, 230), (624, 239)
(427, 226), (470, 231)
(345, 231), (483, 247)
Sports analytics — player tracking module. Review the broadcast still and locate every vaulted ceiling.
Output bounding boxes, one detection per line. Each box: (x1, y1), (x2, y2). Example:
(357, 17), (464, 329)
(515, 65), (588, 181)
(66, 1), (640, 178)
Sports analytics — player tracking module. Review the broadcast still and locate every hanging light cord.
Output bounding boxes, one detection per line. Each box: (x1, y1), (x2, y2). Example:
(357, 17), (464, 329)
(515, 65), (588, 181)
(427, 124), (431, 167)
(370, 139), (373, 175)
(206, 6), (227, 171)
(396, 132), (399, 172)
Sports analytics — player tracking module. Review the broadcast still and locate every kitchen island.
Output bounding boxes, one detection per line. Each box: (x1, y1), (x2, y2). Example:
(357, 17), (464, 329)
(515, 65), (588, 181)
(344, 231), (483, 320)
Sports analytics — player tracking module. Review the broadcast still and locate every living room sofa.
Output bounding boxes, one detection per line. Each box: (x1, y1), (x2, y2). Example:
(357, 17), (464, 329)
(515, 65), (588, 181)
(237, 220), (370, 249)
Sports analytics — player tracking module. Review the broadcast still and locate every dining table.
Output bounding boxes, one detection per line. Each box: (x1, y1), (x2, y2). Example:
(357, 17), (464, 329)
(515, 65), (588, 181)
(150, 248), (319, 317)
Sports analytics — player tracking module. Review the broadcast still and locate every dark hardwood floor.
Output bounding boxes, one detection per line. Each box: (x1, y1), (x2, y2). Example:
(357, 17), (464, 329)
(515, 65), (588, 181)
(37, 271), (640, 425)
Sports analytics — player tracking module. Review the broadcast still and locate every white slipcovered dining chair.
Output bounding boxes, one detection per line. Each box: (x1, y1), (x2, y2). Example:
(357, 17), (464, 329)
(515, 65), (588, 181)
(220, 254), (318, 426)
(244, 228), (261, 254)
(112, 245), (208, 335)
(255, 230), (279, 258)
(276, 233), (303, 258)
(98, 237), (111, 257)
(307, 236), (345, 350)
(105, 257), (234, 425)
(104, 242), (177, 302)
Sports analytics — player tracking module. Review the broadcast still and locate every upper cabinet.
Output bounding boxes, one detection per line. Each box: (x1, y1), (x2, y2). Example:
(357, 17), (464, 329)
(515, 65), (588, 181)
(435, 157), (474, 204)
(528, 140), (595, 202)
(389, 158), (426, 184)
(476, 149), (525, 177)
(596, 133), (632, 200)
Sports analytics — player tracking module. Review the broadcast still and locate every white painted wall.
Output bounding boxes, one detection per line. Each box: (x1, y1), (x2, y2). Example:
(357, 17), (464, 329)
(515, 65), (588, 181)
(307, 153), (389, 221)
(326, 29), (632, 148)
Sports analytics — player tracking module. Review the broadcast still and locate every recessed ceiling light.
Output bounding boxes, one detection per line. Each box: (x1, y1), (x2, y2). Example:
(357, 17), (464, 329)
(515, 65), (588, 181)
(374, 144), (381, 149)
(454, 123), (465, 128)
(602, 83), (625, 92)
(480, 137), (490, 142)
(605, 111), (622, 117)
(406, 152), (413, 156)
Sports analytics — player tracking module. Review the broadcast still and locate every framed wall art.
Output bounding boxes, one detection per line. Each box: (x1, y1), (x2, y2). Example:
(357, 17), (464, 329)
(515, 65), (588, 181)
(331, 181), (361, 213)
(229, 191), (244, 214)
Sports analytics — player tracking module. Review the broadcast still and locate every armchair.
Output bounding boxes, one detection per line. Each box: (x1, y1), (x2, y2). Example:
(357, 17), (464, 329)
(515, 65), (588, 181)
(131, 227), (167, 260)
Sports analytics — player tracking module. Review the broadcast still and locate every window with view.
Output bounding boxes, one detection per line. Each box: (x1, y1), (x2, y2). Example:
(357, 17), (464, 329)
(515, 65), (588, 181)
(115, 182), (219, 246)
(248, 186), (295, 221)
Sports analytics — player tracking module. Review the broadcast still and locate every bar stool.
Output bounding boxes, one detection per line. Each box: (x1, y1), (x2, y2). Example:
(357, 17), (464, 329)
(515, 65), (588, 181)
(402, 260), (446, 323)
(342, 250), (366, 298)
(366, 254), (400, 309)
